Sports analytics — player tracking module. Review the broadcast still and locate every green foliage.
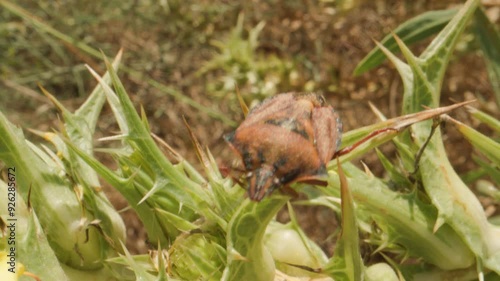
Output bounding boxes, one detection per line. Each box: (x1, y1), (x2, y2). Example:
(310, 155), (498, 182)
(198, 14), (300, 106)
(354, 8), (458, 76)
(323, 163), (363, 281)
(0, 0), (499, 280)
(0, 180), (69, 280)
(392, 0), (500, 273)
(0, 0), (235, 126)
(0, 55), (126, 279)
(474, 8), (500, 107)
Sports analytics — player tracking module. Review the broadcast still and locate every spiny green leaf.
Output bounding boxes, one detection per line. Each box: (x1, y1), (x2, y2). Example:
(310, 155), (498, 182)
(375, 148), (412, 187)
(103, 57), (207, 204)
(75, 49), (123, 134)
(65, 139), (172, 246)
(474, 7), (500, 107)
(0, 112), (112, 270)
(170, 234), (225, 280)
(324, 163), (475, 270)
(154, 208), (199, 233)
(118, 242), (158, 281)
(390, 0), (500, 273)
(355, 8), (457, 75)
(419, 0), (479, 95)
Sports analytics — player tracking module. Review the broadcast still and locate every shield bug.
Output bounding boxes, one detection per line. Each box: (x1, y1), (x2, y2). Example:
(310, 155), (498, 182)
(224, 93), (475, 201)
(224, 92), (342, 201)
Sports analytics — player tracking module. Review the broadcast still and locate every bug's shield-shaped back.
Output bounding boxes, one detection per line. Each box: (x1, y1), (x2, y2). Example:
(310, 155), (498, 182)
(225, 92), (342, 201)
(312, 107), (342, 164)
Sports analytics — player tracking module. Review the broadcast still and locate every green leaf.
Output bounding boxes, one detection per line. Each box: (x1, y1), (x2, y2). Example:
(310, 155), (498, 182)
(118, 242), (158, 281)
(375, 148), (412, 187)
(222, 196), (288, 281)
(386, 0), (500, 273)
(85, 59), (213, 243)
(474, 155), (500, 186)
(324, 162), (363, 281)
(169, 234), (225, 280)
(324, 163), (475, 270)
(0, 180), (69, 281)
(0, 112), (111, 270)
(447, 116), (500, 166)
(65, 139), (173, 247)
(474, 7), (500, 108)
(476, 180), (500, 202)
(154, 208), (199, 233)
(354, 8), (457, 75)
(38, 52), (127, 261)
(467, 106), (500, 133)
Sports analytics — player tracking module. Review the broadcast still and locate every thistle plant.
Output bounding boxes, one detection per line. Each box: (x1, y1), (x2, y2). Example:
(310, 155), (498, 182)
(0, 56), (126, 280)
(0, 0), (499, 280)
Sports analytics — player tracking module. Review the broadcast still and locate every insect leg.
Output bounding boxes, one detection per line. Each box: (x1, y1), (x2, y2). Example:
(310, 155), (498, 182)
(409, 117), (441, 176)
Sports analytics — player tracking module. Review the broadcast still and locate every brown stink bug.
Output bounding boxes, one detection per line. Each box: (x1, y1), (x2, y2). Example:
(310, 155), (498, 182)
(224, 92), (342, 201)
(224, 92), (474, 201)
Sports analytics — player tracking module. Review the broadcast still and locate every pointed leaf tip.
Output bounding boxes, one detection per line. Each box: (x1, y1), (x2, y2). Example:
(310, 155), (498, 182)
(236, 87), (249, 117)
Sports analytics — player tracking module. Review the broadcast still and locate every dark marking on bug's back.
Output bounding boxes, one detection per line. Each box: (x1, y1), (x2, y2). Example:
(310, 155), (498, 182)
(265, 118), (309, 140)
(293, 128), (310, 140)
(265, 119), (285, 126)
